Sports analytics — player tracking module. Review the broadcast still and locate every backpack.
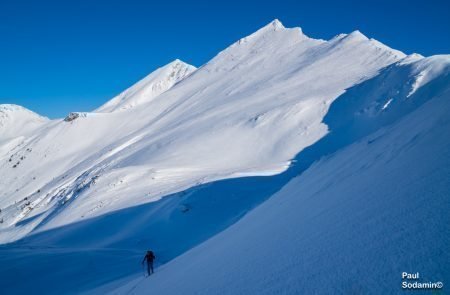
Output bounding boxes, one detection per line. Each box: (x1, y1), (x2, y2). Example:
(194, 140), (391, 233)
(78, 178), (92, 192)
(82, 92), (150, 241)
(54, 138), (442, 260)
(147, 251), (155, 261)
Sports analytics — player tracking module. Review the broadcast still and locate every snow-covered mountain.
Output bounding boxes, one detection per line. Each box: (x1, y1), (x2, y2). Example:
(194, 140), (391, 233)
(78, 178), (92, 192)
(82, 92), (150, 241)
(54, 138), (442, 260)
(0, 104), (49, 163)
(110, 68), (450, 294)
(0, 104), (48, 142)
(0, 20), (407, 240)
(0, 20), (449, 294)
(96, 59), (196, 112)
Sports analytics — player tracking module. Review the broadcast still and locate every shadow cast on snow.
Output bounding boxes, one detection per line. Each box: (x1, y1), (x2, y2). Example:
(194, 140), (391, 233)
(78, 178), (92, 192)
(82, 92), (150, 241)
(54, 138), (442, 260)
(1, 62), (448, 294)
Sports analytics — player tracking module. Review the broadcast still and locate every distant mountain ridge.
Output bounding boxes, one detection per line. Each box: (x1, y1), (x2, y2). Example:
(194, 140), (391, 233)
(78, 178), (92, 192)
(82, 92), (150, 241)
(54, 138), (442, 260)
(0, 104), (48, 143)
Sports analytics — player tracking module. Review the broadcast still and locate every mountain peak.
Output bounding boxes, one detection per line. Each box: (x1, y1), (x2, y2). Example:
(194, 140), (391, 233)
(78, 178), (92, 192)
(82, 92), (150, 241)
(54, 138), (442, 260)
(160, 59), (196, 74)
(255, 19), (287, 35)
(347, 30), (369, 41)
(0, 104), (28, 112)
(0, 104), (48, 141)
(230, 18), (307, 49)
(267, 19), (285, 30)
(328, 29), (405, 59)
(95, 60), (196, 113)
(167, 58), (189, 67)
(0, 104), (47, 119)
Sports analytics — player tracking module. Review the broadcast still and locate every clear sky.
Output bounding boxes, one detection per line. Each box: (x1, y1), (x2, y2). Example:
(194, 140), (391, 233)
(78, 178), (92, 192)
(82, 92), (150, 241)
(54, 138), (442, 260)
(1, 0), (449, 118)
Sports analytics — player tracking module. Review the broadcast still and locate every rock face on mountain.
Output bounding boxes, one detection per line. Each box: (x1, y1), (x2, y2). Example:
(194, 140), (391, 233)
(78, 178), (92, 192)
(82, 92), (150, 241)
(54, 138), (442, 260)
(0, 19), (448, 295)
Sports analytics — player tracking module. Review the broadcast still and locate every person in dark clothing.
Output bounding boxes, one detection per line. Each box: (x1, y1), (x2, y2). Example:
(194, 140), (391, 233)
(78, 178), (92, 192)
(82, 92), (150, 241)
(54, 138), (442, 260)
(142, 250), (156, 276)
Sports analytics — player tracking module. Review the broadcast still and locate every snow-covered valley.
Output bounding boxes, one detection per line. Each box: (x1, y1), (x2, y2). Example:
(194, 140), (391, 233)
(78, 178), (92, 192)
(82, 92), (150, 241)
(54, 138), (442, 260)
(0, 20), (449, 294)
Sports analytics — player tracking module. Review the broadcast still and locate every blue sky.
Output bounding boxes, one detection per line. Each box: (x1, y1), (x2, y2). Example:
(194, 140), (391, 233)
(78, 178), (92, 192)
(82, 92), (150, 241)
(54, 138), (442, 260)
(1, 0), (449, 118)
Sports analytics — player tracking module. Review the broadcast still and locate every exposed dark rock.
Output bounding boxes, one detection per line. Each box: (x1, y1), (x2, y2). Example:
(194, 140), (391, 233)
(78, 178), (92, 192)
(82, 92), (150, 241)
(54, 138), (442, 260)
(64, 112), (80, 122)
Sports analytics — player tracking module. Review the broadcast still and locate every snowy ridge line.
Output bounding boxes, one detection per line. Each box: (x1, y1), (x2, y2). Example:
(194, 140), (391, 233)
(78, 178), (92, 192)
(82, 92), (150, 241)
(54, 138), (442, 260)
(95, 59), (197, 113)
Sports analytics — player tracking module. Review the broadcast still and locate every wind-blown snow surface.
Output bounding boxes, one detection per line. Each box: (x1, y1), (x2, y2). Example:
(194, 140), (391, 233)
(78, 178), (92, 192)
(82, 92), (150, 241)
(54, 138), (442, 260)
(110, 72), (450, 295)
(0, 19), (449, 294)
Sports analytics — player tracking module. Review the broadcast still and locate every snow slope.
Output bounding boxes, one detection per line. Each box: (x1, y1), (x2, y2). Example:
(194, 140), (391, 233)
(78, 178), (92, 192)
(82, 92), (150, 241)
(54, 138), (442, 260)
(0, 19), (449, 294)
(95, 59), (196, 112)
(101, 53), (450, 294)
(111, 69), (450, 294)
(0, 104), (48, 143)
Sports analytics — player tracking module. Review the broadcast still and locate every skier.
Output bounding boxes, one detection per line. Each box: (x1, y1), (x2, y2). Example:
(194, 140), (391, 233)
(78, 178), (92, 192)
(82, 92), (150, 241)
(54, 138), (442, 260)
(142, 250), (156, 276)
